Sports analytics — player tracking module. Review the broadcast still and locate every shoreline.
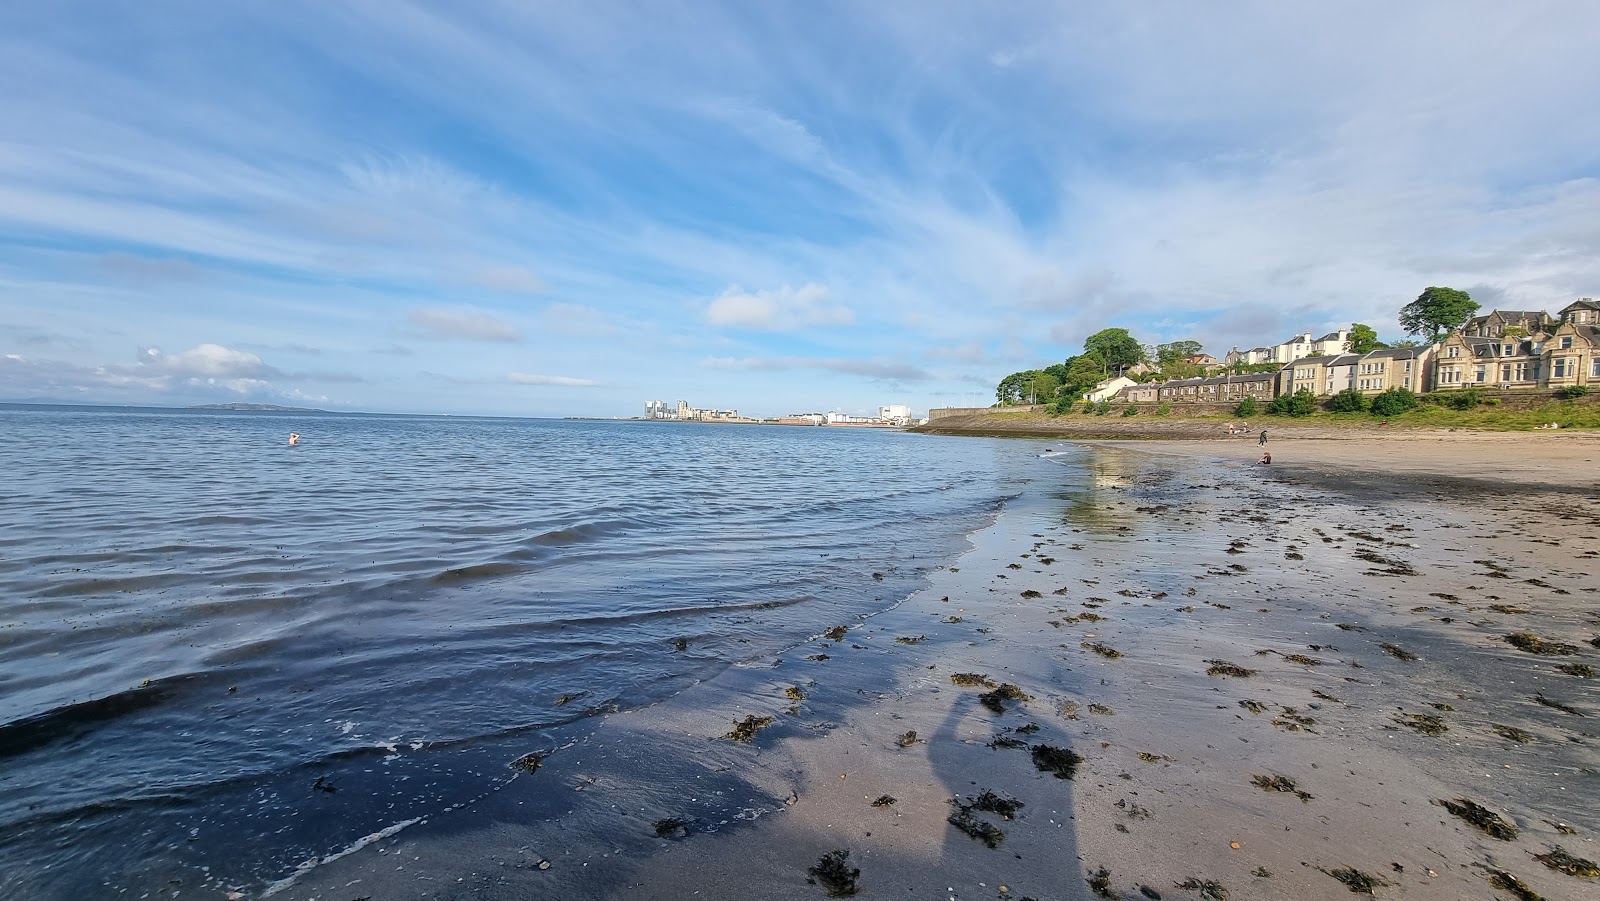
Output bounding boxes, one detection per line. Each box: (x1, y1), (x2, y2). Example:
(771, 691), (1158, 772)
(271, 437), (1597, 900)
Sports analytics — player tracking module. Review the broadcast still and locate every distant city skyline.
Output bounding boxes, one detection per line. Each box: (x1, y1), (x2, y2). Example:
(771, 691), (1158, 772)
(4, 2), (1600, 417)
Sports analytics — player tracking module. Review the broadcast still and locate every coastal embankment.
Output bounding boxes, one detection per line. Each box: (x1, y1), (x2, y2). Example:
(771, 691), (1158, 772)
(277, 434), (1598, 900)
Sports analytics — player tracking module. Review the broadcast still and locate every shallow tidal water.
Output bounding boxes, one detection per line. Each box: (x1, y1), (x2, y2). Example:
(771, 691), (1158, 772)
(0, 405), (1058, 897)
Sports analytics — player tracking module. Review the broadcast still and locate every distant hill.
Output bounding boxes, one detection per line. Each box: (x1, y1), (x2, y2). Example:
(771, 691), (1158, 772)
(189, 403), (327, 413)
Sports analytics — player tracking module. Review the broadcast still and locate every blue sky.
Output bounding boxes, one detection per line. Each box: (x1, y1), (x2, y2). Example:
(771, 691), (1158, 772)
(3, 1), (1599, 416)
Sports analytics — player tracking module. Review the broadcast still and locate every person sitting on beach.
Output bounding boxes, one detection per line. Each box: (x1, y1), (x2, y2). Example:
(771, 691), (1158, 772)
(288, 432), (300, 446)
(1258, 451), (1272, 464)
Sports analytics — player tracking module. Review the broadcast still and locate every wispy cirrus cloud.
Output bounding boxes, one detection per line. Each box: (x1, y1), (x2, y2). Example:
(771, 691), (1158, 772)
(703, 283), (852, 331)
(406, 306), (522, 342)
(700, 356), (931, 382)
(504, 372), (602, 387)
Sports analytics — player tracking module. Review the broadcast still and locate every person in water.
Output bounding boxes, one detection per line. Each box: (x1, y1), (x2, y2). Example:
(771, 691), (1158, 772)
(288, 432), (300, 446)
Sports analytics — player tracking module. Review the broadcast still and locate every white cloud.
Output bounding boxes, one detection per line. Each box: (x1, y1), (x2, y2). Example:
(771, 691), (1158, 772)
(469, 264), (546, 295)
(138, 343), (276, 379)
(407, 306), (522, 341)
(504, 372), (601, 387)
(700, 356), (931, 382)
(703, 283), (853, 331)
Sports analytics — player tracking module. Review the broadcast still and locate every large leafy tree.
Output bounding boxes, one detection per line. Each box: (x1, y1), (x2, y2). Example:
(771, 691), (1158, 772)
(1083, 328), (1143, 372)
(994, 369), (1060, 405)
(1155, 340), (1203, 367)
(1398, 287), (1478, 343)
(1348, 323), (1388, 354)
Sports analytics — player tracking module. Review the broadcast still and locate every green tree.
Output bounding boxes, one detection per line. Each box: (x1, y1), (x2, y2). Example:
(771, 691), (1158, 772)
(1062, 354), (1106, 398)
(1156, 340), (1204, 367)
(1399, 287), (1478, 343)
(1326, 388), (1368, 413)
(1083, 328), (1144, 373)
(1347, 323), (1387, 354)
(1369, 387), (1418, 416)
(995, 370), (1041, 405)
(1235, 397), (1258, 417)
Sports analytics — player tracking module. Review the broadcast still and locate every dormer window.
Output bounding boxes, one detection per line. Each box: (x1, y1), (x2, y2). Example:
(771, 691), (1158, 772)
(1446, 345), (1461, 358)
(1561, 336), (1574, 349)
(1502, 344), (1513, 356)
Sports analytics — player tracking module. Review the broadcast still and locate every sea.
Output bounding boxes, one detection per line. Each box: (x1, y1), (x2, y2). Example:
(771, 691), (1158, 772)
(0, 404), (1055, 897)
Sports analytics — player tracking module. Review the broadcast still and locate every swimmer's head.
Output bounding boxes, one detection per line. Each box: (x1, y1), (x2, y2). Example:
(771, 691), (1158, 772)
(288, 432), (301, 445)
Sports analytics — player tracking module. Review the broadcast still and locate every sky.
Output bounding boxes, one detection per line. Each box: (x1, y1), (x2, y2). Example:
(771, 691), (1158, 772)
(3, 1), (1599, 417)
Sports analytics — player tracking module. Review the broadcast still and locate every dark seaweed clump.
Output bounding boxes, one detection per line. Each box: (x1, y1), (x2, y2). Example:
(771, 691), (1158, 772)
(1282, 653), (1323, 666)
(1378, 642), (1416, 661)
(894, 635), (926, 645)
(806, 849), (860, 897)
(1534, 693), (1584, 715)
(822, 625), (849, 641)
(979, 683), (1029, 713)
(951, 672), (994, 687)
(1503, 633), (1579, 655)
(1393, 712), (1447, 735)
(1030, 744), (1082, 779)
(1238, 699), (1267, 714)
(653, 816), (691, 838)
(725, 715), (775, 742)
(1491, 724), (1535, 743)
(1174, 878), (1228, 900)
(1205, 660), (1256, 678)
(964, 789), (1024, 819)
(947, 808), (1005, 848)
(1557, 663), (1595, 678)
(510, 751), (546, 774)
(786, 686), (807, 701)
(870, 794), (896, 808)
(1251, 773), (1313, 802)
(1320, 867), (1387, 894)
(1088, 867), (1115, 898)
(1081, 642), (1123, 659)
(1486, 869), (1546, 901)
(1533, 846), (1599, 878)
(896, 730), (918, 748)
(1440, 797), (1517, 840)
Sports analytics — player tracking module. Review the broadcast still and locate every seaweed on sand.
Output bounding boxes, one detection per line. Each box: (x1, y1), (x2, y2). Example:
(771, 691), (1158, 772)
(1081, 642), (1123, 659)
(1557, 663), (1595, 678)
(1174, 878), (1228, 900)
(1532, 846), (1599, 878)
(1021, 590), (1043, 599)
(1504, 633), (1580, 655)
(822, 625), (849, 641)
(894, 635), (926, 645)
(725, 715), (775, 742)
(1486, 869), (1545, 901)
(1393, 712), (1447, 735)
(1088, 867), (1116, 898)
(1206, 660), (1256, 677)
(896, 730), (919, 748)
(964, 789), (1024, 819)
(950, 672), (994, 687)
(1238, 699), (1267, 714)
(979, 683), (1030, 713)
(1378, 642), (1417, 661)
(1491, 724), (1536, 743)
(510, 752), (546, 774)
(870, 794), (896, 807)
(1439, 797), (1517, 840)
(947, 808), (1005, 848)
(1319, 867), (1389, 894)
(1030, 744), (1082, 779)
(1251, 773), (1313, 802)
(1088, 703), (1115, 716)
(1534, 693), (1585, 715)
(786, 686), (807, 701)
(653, 816), (692, 837)
(806, 849), (860, 896)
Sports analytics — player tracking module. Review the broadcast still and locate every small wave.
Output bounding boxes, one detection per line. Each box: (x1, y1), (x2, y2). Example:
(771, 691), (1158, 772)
(261, 816), (424, 896)
(428, 562), (526, 584)
(0, 682), (178, 759)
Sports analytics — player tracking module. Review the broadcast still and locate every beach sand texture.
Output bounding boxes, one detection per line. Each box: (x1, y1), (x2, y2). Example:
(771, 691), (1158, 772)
(277, 435), (1599, 901)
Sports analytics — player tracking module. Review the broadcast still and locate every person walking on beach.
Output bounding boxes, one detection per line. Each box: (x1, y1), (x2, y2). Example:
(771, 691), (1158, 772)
(1258, 430), (1268, 446)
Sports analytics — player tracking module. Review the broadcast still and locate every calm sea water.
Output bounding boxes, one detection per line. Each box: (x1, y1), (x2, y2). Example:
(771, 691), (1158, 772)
(0, 405), (1044, 896)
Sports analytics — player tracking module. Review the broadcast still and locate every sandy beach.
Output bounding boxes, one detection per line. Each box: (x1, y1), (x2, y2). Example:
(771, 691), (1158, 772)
(274, 433), (1599, 901)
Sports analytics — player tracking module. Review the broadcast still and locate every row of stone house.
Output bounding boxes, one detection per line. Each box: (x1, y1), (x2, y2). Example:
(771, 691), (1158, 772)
(1105, 298), (1599, 405)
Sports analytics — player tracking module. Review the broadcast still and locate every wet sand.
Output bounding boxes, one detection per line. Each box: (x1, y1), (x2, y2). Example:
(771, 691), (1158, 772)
(274, 435), (1598, 901)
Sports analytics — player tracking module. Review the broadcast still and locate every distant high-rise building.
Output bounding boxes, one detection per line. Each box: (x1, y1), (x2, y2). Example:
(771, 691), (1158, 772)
(879, 404), (911, 423)
(644, 400), (670, 419)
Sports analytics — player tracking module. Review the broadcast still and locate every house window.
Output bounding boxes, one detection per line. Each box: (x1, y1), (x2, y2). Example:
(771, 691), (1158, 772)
(1592, 358), (1600, 378)
(1561, 337), (1574, 349)
(1554, 358), (1569, 378)
(1474, 366), (1486, 383)
(1503, 344), (1514, 356)
(1446, 346), (1461, 358)
(1403, 377), (1411, 388)
(1501, 365), (1512, 382)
